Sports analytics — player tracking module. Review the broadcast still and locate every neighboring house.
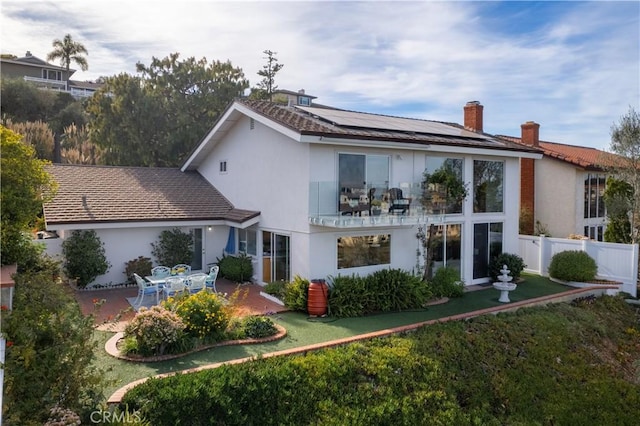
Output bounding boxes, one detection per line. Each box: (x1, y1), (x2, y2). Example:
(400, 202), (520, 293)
(0, 51), (102, 98)
(42, 96), (541, 287)
(501, 127), (613, 240)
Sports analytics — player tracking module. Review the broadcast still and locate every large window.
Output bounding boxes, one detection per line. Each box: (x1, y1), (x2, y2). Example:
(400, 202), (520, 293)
(338, 153), (389, 213)
(584, 173), (606, 219)
(473, 160), (504, 213)
(430, 224), (462, 273)
(338, 234), (390, 269)
(423, 157), (465, 214)
(473, 222), (503, 279)
(239, 228), (257, 256)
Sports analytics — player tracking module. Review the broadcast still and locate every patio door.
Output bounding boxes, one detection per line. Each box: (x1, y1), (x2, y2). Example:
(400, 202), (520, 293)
(190, 228), (203, 271)
(262, 231), (290, 283)
(473, 222), (503, 280)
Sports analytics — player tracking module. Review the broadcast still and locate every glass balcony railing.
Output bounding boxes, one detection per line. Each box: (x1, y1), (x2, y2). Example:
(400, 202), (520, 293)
(308, 181), (453, 228)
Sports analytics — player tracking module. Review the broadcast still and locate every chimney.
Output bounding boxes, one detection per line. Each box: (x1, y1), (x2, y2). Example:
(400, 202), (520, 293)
(521, 121), (540, 147)
(464, 101), (483, 133)
(25, 51), (32, 57)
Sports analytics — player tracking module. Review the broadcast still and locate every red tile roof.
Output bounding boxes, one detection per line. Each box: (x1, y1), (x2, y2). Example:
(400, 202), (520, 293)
(44, 164), (259, 226)
(498, 135), (617, 170)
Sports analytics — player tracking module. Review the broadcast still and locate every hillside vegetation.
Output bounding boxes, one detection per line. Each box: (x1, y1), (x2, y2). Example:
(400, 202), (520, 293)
(122, 295), (640, 425)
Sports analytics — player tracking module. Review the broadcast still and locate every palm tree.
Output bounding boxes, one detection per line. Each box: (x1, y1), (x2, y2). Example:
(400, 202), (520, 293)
(47, 34), (89, 91)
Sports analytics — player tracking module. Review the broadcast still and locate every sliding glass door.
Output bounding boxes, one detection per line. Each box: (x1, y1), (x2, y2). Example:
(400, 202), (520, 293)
(262, 231), (290, 283)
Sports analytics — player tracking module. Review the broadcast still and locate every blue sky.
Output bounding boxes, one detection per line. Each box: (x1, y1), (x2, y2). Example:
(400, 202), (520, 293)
(2, 1), (638, 150)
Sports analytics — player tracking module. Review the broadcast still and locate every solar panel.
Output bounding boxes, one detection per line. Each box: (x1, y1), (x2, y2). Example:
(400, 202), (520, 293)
(296, 106), (490, 139)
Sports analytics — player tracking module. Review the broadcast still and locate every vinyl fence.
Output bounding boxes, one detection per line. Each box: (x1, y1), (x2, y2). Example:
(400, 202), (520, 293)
(518, 235), (638, 297)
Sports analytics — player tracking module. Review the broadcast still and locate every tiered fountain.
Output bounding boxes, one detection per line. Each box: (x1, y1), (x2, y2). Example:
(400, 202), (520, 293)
(493, 264), (517, 303)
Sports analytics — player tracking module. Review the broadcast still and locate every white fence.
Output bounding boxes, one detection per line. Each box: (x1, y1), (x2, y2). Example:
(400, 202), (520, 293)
(518, 235), (638, 297)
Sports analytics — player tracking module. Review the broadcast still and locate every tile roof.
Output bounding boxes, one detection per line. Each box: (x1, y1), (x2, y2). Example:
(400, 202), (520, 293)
(44, 164), (259, 226)
(238, 99), (539, 153)
(498, 135), (618, 170)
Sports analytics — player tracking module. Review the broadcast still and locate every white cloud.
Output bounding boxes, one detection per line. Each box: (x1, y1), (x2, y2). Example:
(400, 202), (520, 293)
(1, 0), (637, 150)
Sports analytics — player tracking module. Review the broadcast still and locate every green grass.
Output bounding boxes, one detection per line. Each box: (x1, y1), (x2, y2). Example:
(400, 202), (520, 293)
(94, 274), (570, 398)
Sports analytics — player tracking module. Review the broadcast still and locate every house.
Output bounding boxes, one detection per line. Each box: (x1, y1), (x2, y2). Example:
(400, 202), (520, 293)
(0, 51), (102, 98)
(42, 97), (542, 287)
(501, 126), (615, 240)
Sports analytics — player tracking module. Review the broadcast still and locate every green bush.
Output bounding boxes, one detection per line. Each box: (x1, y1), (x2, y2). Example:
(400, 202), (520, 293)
(62, 229), (110, 287)
(283, 275), (309, 311)
(548, 250), (598, 282)
(151, 228), (193, 267)
(163, 291), (231, 342)
(264, 280), (286, 300)
(242, 316), (278, 339)
(123, 305), (187, 356)
(217, 253), (253, 282)
(429, 266), (465, 298)
(124, 256), (152, 285)
(328, 269), (431, 317)
(488, 252), (526, 282)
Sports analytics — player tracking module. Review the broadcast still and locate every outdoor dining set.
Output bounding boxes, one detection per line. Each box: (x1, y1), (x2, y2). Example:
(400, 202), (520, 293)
(132, 264), (219, 308)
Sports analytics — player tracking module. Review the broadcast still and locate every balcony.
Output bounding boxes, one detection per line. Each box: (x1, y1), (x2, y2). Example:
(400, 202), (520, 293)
(309, 181), (454, 228)
(23, 76), (67, 89)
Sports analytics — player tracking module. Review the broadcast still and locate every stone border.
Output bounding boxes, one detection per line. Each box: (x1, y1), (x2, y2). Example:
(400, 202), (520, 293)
(105, 324), (287, 362)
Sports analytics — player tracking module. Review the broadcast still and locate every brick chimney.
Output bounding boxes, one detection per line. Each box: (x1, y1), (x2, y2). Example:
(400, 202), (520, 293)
(520, 121), (540, 235)
(521, 121), (540, 147)
(463, 101), (483, 133)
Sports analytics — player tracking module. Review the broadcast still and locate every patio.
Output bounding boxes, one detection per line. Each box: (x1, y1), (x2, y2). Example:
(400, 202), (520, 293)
(74, 278), (287, 331)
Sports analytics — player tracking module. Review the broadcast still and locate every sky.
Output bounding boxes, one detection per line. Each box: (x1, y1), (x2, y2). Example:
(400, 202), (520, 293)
(1, 0), (638, 150)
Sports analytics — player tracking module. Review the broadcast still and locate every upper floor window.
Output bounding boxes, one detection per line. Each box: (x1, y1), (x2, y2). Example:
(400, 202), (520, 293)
(298, 96), (311, 106)
(43, 69), (62, 81)
(473, 160), (504, 213)
(338, 153), (389, 214)
(422, 157), (465, 214)
(219, 160), (227, 173)
(584, 173), (606, 219)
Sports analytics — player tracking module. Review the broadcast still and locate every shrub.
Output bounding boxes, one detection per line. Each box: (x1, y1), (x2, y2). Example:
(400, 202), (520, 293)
(328, 274), (367, 317)
(264, 280), (286, 300)
(367, 268), (431, 311)
(163, 291), (231, 342)
(283, 275), (310, 311)
(488, 253), (526, 282)
(242, 316), (278, 338)
(151, 228), (193, 267)
(124, 256), (152, 285)
(548, 250), (598, 282)
(429, 266), (465, 298)
(217, 253), (253, 283)
(62, 230), (110, 287)
(123, 305), (187, 356)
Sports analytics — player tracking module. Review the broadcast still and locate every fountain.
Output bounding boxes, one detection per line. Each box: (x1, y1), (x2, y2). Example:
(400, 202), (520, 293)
(493, 264), (517, 303)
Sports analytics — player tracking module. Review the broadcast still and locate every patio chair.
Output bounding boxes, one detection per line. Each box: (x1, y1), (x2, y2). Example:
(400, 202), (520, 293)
(133, 273), (160, 307)
(151, 266), (171, 279)
(186, 273), (207, 293)
(163, 276), (186, 299)
(171, 264), (191, 276)
(388, 187), (410, 215)
(205, 265), (219, 292)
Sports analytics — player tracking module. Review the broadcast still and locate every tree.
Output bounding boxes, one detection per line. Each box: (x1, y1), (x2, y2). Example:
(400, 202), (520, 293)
(0, 126), (56, 265)
(1, 270), (104, 424)
(46, 34), (88, 90)
(603, 177), (633, 243)
(87, 53), (248, 166)
(603, 106), (640, 244)
(251, 49), (284, 100)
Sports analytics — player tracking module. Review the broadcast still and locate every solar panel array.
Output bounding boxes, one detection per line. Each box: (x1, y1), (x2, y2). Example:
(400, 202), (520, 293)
(296, 106), (491, 140)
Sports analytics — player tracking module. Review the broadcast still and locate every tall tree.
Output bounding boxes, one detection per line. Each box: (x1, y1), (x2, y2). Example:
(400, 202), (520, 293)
(603, 106), (640, 244)
(87, 53), (248, 166)
(46, 34), (89, 90)
(252, 49), (284, 100)
(0, 126), (56, 265)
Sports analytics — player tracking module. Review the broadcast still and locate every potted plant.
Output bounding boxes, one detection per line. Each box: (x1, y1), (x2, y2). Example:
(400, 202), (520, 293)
(371, 199), (382, 216)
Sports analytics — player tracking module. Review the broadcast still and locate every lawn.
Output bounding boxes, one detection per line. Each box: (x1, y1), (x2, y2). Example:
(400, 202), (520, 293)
(95, 274), (571, 398)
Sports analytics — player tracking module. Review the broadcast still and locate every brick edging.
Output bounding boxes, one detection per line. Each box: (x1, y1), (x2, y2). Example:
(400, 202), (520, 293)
(107, 287), (612, 404)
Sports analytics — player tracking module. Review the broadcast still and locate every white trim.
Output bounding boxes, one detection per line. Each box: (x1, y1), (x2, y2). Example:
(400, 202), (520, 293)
(46, 216), (260, 231)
